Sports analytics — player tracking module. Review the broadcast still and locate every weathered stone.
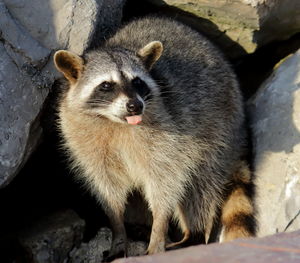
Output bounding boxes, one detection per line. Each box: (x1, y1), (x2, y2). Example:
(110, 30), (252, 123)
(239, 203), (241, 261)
(68, 228), (111, 263)
(90, 0), (125, 49)
(18, 210), (85, 263)
(3, 0), (125, 54)
(146, 0), (300, 58)
(0, 1), (50, 68)
(0, 42), (48, 188)
(69, 227), (147, 263)
(248, 49), (300, 236)
(0, 0), (125, 188)
(114, 230), (300, 263)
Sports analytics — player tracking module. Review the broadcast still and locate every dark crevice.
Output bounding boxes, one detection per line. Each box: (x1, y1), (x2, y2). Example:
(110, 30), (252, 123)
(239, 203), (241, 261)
(234, 32), (300, 99)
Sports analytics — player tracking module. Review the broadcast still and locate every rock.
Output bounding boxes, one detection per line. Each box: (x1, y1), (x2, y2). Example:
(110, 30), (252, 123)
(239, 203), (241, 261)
(128, 241), (147, 257)
(3, 0), (95, 54)
(90, 0), (126, 49)
(0, 1), (50, 68)
(146, 0), (300, 58)
(69, 227), (111, 263)
(113, 230), (300, 263)
(69, 227), (147, 263)
(0, 41), (48, 188)
(18, 210), (85, 263)
(0, 0), (125, 188)
(248, 49), (300, 236)
(3, 0), (125, 54)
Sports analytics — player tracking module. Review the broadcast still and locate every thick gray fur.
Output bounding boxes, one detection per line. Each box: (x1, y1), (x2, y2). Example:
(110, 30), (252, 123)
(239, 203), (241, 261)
(105, 16), (246, 231)
(57, 16), (252, 257)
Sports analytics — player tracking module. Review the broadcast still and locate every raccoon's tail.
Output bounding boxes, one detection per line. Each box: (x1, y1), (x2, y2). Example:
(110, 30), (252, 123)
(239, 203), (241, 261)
(220, 161), (257, 241)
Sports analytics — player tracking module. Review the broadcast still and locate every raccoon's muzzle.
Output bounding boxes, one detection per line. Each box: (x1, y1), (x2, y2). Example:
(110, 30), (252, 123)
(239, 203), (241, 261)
(126, 98), (143, 115)
(125, 98), (143, 125)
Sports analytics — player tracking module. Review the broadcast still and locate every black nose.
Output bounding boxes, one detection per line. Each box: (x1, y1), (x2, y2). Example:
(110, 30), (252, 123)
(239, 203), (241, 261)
(126, 99), (143, 115)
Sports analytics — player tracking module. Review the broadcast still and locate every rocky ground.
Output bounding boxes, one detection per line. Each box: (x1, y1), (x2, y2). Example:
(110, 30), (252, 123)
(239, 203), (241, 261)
(0, 0), (300, 262)
(115, 230), (300, 263)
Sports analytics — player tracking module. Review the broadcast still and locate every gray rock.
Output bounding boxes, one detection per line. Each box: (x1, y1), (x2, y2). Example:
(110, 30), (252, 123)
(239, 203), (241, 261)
(0, 42), (48, 188)
(68, 227), (147, 263)
(248, 49), (300, 236)
(113, 230), (300, 263)
(3, 0), (125, 54)
(0, 1), (50, 68)
(146, 0), (300, 58)
(89, 0), (125, 49)
(18, 210), (85, 263)
(70, 227), (111, 263)
(128, 241), (147, 257)
(0, 0), (125, 188)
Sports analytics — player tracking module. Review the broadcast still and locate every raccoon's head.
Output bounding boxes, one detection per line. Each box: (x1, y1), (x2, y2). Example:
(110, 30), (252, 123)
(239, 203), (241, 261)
(54, 41), (163, 125)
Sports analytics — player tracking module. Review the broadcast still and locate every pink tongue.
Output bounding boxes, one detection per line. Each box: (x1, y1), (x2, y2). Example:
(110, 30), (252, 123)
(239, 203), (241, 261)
(125, 115), (142, 125)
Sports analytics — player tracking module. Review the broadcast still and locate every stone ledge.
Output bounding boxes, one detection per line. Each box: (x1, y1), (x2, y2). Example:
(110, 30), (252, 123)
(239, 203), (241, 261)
(114, 231), (300, 263)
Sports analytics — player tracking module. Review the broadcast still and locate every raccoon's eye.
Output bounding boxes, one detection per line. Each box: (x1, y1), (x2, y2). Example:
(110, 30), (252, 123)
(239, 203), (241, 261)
(132, 77), (150, 98)
(98, 81), (114, 92)
(132, 77), (144, 87)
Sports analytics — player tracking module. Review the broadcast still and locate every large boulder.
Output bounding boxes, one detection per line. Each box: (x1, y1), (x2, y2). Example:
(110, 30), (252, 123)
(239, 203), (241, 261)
(18, 210), (85, 263)
(0, 0), (125, 188)
(248, 49), (300, 236)
(146, 0), (300, 58)
(113, 230), (300, 263)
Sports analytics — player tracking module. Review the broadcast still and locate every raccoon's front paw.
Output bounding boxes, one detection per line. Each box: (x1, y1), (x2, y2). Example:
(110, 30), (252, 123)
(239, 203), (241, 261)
(103, 237), (127, 262)
(146, 241), (165, 255)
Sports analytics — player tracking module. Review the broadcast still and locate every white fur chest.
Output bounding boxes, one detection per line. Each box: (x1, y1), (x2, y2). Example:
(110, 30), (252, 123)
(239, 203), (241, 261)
(59, 110), (152, 185)
(59, 107), (201, 202)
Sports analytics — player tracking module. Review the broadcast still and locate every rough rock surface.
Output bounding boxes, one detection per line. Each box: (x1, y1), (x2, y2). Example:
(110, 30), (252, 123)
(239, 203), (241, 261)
(0, 0), (125, 188)
(69, 227), (147, 263)
(113, 230), (300, 263)
(18, 210), (85, 263)
(248, 49), (300, 236)
(0, 41), (48, 188)
(146, 0), (300, 58)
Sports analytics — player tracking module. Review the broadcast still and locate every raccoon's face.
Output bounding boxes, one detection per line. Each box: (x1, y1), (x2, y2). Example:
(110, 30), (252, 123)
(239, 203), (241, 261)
(54, 41), (163, 125)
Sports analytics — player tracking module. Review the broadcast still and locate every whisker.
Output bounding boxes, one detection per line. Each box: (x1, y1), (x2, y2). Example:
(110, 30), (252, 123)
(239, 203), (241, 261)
(86, 99), (111, 105)
(87, 98), (112, 103)
(87, 101), (110, 105)
(158, 90), (187, 95)
(144, 94), (153, 101)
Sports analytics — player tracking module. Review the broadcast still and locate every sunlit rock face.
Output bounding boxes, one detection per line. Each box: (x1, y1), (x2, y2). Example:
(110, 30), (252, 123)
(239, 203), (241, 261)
(146, 0), (300, 58)
(249, 49), (300, 236)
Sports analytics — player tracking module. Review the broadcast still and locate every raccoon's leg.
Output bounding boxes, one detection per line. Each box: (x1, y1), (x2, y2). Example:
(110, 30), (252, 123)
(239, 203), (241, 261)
(96, 185), (129, 260)
(104, 206), (127, 260)
(143, 186), (172, 254)
(144, 171), (189, 255)
(146, 208), (170, 254)
(166, 204), (190, 248)
(220, 161), (257, 241)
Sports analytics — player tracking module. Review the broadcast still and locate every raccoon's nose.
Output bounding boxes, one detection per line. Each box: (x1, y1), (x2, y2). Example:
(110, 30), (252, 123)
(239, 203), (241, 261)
(126, 99), (143, 115)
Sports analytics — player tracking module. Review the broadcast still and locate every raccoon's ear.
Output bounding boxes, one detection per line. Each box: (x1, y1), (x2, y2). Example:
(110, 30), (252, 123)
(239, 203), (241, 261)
(54, 50), (84, 84)
(138, 41), (163, 70)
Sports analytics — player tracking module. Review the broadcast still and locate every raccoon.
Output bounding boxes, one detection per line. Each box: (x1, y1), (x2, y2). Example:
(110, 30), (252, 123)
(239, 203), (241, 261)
(54, 16), (256, 258)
